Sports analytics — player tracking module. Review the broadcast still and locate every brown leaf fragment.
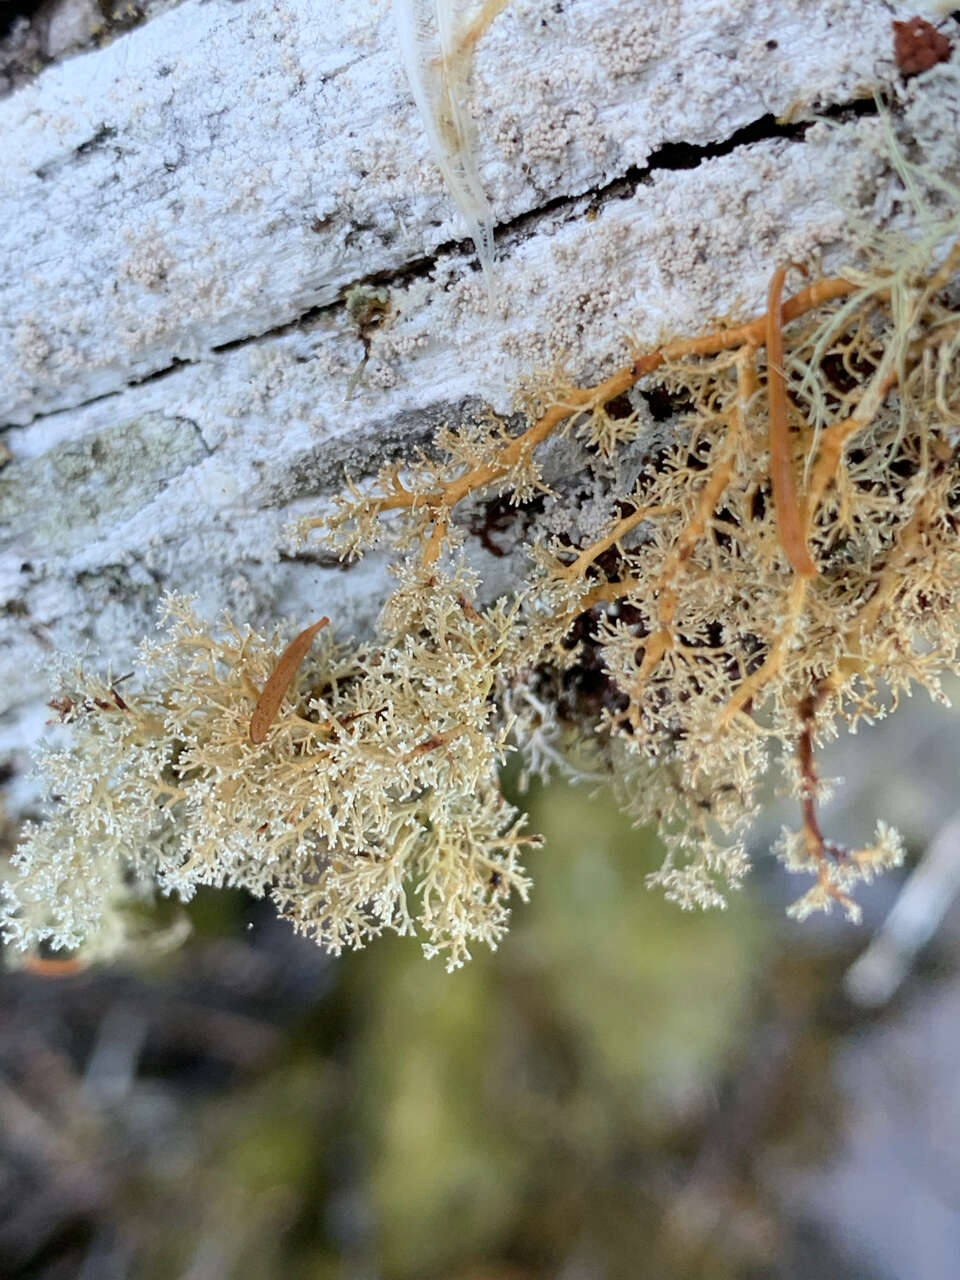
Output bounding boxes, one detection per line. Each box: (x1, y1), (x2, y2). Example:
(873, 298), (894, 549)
(249, 617), (329, 744)
(893, 17), (951, 77)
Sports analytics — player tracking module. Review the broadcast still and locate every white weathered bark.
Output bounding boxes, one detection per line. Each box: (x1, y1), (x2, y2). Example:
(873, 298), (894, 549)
(0, 0), (955, 792)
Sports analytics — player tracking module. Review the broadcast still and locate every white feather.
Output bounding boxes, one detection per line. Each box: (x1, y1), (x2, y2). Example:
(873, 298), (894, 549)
(394, 0), (497, 305)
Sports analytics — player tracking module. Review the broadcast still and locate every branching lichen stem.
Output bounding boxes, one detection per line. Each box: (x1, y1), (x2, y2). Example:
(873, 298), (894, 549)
(766, 266), (817, 577)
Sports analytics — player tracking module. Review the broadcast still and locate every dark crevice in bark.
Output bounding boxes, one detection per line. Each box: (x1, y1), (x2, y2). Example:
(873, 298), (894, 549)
(217, 97), (883, 349)
(209, 96), (882, 348)
(493, 99), (879, 248)
(10, 95), (881, 427)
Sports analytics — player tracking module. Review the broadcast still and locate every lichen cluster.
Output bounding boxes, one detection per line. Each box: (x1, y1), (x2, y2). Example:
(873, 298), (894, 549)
(4, 164), (960, 970)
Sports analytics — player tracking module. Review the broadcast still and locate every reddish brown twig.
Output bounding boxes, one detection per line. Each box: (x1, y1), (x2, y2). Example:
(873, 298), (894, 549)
(797, 684), (855, 914)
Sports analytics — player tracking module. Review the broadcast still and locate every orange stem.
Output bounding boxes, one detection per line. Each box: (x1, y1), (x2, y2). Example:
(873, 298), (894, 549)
(766, 266), (817, 577)
(631, 277), (855, 378)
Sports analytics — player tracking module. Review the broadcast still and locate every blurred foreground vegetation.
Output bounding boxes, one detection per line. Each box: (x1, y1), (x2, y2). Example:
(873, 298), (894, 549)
(2, 762), (959, 1279)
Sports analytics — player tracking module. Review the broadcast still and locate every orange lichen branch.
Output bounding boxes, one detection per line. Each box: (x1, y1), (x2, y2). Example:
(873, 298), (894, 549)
(422, 512), (450, 567)
(629, 349), (751, 705)
(412, 366), (642, 564)
(373, 363), (641, 519)
(630, 276), (856, 379)
(421, 275), (854, 554)
(578, 574), (645, 610)
(720, 573), (811, 727)
(818, 493), (937, 696)
(766, 266), (817, 577)
(365, 279), (853, 531)
(719, 296), (920, 731)
(312, 274), (858, 571)
(249, 617), (330, 745)
(558, 502), (675, 582)
(797, 688), (831, 865)
(804, 341), (906, 515)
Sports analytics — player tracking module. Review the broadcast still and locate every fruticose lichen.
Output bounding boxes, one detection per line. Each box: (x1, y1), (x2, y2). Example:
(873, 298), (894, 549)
(4, 136), (960, 971)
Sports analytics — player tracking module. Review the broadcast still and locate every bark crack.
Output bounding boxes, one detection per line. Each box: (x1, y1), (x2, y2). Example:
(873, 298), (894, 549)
(11, 95), (880, 428)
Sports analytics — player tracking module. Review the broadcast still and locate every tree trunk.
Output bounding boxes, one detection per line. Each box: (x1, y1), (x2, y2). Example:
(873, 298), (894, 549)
(0, 0), (956, 801)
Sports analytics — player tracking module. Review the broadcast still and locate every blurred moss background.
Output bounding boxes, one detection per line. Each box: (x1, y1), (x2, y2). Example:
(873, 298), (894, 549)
(3, 718), (960, 1279)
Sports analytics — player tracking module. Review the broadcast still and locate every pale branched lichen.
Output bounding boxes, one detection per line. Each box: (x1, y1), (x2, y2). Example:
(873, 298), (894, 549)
(4, 145), (960, 970)
(4, 581), (535, 971)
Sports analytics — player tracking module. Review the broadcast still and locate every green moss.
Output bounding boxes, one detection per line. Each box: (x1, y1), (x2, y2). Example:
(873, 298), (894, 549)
(512, 779), (764, 1115)
(350, 777), (766, 1276)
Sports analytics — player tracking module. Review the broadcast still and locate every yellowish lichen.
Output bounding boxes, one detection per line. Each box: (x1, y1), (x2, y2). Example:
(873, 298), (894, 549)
(4, 136), (960, 969)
